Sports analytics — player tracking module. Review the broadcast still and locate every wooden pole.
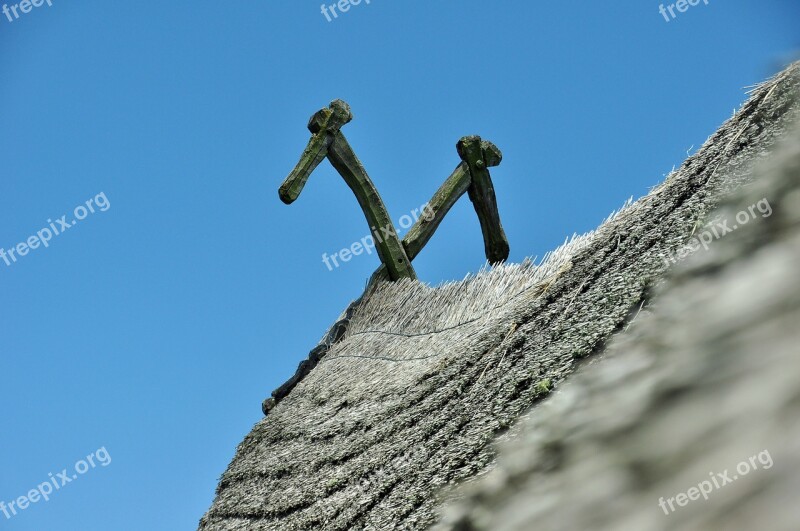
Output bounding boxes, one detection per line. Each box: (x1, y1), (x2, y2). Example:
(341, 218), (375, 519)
(458, 136), (510, 264)
(278, 100), (416, 281)
(327, 130), (416, 281)
(367, 138), (507, 285)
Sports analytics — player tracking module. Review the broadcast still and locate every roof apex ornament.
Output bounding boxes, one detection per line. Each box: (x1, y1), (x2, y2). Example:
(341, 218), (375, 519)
(279, 99), (510, 283)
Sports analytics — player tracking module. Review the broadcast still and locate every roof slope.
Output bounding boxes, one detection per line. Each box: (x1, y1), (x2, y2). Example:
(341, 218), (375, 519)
(200, 62), (800, 531)
(436, 99), (800, 531)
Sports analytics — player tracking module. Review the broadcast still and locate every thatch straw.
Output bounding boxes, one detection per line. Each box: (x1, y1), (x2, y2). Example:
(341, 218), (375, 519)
(200, 62), (799, 531)
(436, 93), (800, 531)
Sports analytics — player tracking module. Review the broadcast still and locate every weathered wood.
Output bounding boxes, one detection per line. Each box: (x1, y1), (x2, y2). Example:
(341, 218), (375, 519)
(480, 140), (503, 168)
(279, 134), (331, 205)
(367, 162), (472, 285)
(278, 100), (352, 204)
(404, 162), (471, 259)
(279, 100), (416, 281)
(367, 144), (505, 286)
(458, 136), (510, 264)
(280, 100), (509, 284)
(328, 130), (416, 281)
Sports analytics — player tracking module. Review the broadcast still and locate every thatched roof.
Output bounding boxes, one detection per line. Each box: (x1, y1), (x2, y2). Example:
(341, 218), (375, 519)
(200, 62), (799, 531)
(436, 95), (800, 531)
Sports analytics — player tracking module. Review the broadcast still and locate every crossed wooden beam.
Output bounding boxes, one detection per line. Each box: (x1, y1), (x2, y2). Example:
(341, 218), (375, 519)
(279, 99), (510, 282)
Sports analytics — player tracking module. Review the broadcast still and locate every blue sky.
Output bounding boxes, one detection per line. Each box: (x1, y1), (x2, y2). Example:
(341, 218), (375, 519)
(0, 1), (797, 529)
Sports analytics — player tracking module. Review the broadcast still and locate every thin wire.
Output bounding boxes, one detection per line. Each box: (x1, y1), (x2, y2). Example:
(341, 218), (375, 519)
(320, 274), (562, 364)
(344, 270), (553, 340)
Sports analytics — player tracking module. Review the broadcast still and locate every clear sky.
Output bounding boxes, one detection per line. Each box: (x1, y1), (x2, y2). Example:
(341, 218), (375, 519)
(1, 1), (797, 529)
